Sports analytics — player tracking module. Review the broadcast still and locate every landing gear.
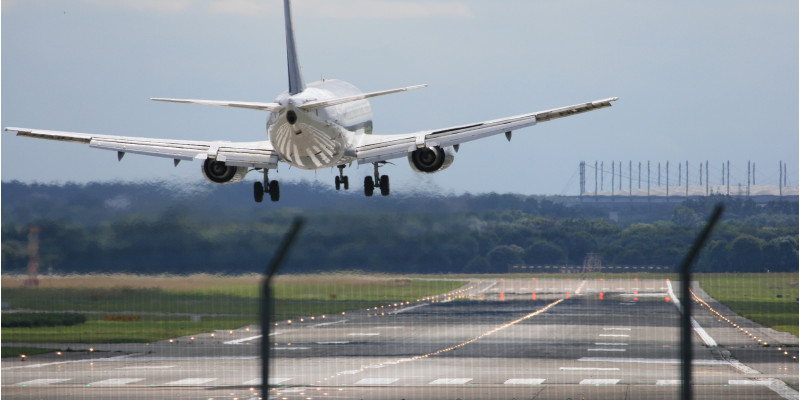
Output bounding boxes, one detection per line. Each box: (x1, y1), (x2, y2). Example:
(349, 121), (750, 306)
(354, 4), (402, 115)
(335, 165), (349, 190)
(364, 162), (389, 197)
(254, 170), (280, 203)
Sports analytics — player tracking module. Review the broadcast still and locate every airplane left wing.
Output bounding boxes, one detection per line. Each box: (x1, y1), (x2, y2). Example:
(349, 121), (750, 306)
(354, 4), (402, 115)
(356, 97), (617, 165)
(4, 127), (279, 169)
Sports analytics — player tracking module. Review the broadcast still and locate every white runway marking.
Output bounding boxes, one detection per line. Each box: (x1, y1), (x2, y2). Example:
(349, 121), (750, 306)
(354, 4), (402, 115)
(504, 379), (545, 385)
(242, 378), (291, 385)
(595, 343), (628, 346)
(430, 378), (472, 385)
(603, 327), (631, 331)
(560, 367), (620, 371)
(581, 379), (620, 385)
(89, 378), (144, 386)
(224, 334), (262, 345)
(17, 379), (70, 386)
(355, 378), (398, 385)
(316, 341), (350, 344)
(310, 320), (347, 328)
(598, 334), (629, 337)
(394, 303), (429, 314)
(656, 380), (682, 385)
(164, 378), (217, 385)
(273, 347), (310, 350)
(588, 348), (626, 352)
(728, 379), (799, 400)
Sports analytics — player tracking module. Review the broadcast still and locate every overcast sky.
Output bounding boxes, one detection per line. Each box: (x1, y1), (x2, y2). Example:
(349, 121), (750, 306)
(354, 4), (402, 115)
(2, 0), (797, 196)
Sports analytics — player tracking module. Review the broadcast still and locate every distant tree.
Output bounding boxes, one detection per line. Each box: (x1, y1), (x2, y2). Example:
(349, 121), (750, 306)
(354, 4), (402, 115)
(487, 245), (525, 272)
(525, 240), (566, 265)
(727, 235), (765, 272)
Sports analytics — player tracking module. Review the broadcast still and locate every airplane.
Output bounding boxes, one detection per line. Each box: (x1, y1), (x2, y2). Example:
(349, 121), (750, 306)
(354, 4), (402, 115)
(5, 0), (617, 203)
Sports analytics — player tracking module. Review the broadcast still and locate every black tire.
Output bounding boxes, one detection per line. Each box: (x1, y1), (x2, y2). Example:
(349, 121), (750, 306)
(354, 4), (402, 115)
(269, 180), (280, 202)
(343, 176), (349, 190)
(364, 176), (374, 197)
(379, 175), (390, 196)
(254, 182), (264, 203)
(335, 176), (341, 191)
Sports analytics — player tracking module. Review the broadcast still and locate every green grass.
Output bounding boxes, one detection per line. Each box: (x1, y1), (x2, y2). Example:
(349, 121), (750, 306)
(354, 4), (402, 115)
(697, 273), (799, 337)
(1, 275), (466, 344)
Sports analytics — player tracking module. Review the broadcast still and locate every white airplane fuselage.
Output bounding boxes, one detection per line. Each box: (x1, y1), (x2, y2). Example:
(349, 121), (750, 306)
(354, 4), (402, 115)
(268, 79), (372, 170)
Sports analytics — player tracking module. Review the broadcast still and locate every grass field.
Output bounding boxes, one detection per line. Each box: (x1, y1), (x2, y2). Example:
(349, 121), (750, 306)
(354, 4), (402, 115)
(697, 273), (799, 337)
(1, 273), (466, 345)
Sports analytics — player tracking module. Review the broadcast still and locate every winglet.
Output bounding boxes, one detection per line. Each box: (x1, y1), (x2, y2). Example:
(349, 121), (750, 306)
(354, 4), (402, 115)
(284, 0), (305, 95)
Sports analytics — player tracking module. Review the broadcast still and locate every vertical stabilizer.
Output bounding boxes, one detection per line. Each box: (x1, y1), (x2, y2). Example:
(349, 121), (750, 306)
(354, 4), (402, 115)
(284, 0), (305, 95)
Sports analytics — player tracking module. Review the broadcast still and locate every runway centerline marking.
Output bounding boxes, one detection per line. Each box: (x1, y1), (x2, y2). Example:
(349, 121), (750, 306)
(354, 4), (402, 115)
(595, 343), (628, 346)
(603, 327), (631, 331)
(310, 319), (347, 328)
(356, 378), (398, 385)
(224, 334), (262, 345)
(599, 334), (629, 337)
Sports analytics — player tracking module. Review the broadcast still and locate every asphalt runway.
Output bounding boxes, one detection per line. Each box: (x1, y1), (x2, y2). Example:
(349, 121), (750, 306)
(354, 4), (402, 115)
(3, 278), (798, 399)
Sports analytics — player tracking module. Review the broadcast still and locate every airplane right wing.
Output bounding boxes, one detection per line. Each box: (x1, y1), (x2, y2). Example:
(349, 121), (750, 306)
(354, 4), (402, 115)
(356, 97), (618, 165)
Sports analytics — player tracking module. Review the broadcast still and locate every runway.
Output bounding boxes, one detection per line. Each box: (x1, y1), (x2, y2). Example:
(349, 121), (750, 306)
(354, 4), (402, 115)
(3, 278), (798, 399)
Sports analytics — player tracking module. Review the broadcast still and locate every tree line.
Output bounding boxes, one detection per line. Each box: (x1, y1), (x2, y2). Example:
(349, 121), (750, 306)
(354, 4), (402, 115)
(1, 182), (797, 274)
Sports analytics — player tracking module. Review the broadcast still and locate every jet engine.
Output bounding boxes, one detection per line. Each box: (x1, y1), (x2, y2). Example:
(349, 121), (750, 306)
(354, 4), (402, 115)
(201, 159), (248, 184)
(408, 146), (455, 174)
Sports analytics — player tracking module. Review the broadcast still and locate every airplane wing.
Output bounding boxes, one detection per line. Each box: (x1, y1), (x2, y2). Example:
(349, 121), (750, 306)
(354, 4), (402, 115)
(4, 127), (279, 169)
(355, 97), (618, 165)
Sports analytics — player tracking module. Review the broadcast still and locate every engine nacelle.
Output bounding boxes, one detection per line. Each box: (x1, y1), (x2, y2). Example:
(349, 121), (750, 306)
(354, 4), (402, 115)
(408, 146), (455, 174)
(201, 159), (249, 184)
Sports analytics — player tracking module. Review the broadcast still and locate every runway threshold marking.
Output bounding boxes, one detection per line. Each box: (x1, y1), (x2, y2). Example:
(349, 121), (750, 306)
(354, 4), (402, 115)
(430, 378), (472, 385)
(355, 378), (399, 385)
(504, 378), (545, 385)
(88, 378), (144, 386)
(580, 379), (620, 385)
(560, 367), (620, 371)
(163, 378), (217, 386)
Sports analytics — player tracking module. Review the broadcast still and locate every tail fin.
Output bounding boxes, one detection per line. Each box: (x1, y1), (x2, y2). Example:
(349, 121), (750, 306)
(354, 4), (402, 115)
(284, 0), (305, 95)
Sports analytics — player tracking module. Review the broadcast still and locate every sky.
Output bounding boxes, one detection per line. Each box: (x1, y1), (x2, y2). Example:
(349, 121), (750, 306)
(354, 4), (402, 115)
(1, 0), (797, 196)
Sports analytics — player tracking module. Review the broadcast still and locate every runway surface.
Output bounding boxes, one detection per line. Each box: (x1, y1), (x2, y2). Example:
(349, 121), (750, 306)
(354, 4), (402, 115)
(3, 278), (798, 399)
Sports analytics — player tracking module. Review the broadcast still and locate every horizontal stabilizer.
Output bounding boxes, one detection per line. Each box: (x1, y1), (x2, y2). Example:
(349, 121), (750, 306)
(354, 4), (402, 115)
(299, 84), (427, 111)
(151, 98), (284, 112)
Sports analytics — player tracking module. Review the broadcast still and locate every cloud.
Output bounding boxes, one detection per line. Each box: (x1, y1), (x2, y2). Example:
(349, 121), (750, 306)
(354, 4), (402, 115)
(208, 0), (472, 19)
(83, 0), (197, 14)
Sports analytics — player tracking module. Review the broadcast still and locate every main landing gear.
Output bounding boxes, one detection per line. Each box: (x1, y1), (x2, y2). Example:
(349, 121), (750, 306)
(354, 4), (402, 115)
(254, 170), (280, 203)
(364, 162), (389, 197)
(334, 165), (349, 190)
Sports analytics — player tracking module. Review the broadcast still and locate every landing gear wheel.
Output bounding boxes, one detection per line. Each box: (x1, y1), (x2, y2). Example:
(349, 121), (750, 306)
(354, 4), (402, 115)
(269, 180), (280, 202)
(254, 182), (265, 203)
(335, 176), (341, 191)
(379, 175), (390, 196)
(343, 176), (349, 190)
(364, 176), (374, 197)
